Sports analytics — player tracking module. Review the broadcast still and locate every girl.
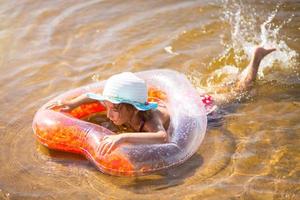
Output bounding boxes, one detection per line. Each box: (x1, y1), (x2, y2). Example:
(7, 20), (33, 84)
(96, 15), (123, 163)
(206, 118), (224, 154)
(51, 46), (275, 156)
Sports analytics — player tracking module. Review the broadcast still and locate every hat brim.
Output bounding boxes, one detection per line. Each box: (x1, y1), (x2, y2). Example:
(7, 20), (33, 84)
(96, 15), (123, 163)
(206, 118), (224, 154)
(86, 93), (158, 111)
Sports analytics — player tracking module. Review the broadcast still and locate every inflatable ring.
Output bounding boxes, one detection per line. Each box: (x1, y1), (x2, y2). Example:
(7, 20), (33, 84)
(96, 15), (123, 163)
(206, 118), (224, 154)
(32, 69), (207, 176)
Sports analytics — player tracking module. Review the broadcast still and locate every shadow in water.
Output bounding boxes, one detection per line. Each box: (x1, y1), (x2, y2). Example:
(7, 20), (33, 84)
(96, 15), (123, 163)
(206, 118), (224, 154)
(37, 143), (95, 170)
(118, 153), (203, 192)
(38, 142), (204, 192)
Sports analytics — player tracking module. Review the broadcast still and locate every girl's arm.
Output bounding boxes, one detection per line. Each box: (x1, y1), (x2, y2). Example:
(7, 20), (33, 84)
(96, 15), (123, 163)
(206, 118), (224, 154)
(48, 93), (97, 111)
(63, 93), (96, 108)
(99, 117), (168, 155)
(99, 131), (167, 156)
(122, 131), (167, 143)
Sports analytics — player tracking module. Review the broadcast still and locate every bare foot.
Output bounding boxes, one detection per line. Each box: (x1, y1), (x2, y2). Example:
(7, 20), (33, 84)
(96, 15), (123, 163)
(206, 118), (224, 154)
(253, 46), (276, 63)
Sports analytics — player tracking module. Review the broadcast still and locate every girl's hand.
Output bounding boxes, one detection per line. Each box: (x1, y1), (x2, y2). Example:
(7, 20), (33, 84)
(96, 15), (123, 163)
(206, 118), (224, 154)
(47, 100), (74, 112)
(99, 135), (125, 156)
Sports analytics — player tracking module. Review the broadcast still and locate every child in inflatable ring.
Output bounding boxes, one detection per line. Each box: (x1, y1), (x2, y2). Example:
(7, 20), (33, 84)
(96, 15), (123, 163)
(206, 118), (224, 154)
(51, 46), (276, 156)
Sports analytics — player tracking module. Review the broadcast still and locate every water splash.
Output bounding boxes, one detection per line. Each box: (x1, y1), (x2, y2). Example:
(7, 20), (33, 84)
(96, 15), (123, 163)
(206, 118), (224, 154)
(210, 0), (299, 84)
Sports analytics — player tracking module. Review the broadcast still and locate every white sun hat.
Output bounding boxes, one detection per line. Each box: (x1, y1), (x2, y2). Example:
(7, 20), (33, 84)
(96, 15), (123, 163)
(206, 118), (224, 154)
(87, 72), (158, 111)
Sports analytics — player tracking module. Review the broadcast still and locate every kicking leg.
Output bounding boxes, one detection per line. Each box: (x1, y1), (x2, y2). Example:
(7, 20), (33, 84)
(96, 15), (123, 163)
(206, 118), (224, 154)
(211, 46), (276, 107)
(236, 47), (276, 92)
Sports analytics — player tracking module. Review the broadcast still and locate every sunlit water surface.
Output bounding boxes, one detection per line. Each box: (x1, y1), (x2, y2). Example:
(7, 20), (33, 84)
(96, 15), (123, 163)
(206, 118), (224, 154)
(0, 0), (299, 199)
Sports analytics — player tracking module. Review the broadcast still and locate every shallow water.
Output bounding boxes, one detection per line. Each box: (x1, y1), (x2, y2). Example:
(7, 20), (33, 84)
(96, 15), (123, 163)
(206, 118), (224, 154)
(0, 0), (299, 199)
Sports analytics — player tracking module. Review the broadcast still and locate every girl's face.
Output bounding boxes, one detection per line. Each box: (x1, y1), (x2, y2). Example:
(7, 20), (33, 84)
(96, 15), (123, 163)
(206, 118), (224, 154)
(103, 101), (132, 125)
